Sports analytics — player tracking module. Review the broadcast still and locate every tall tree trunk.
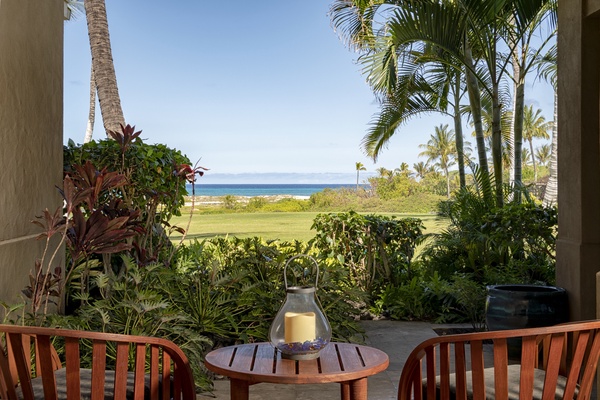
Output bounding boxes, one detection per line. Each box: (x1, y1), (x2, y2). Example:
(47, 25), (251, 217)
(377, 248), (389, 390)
(529, 138), (537, 182)
(83, 66), (96, 143)
(84, 0), (124, 135)
(465, 43), (492, 202)
(513, 81), (525, 186)
(445, 167), (451, 199)
(543, 91), (558, 205)
(491, 83), (504, 207)
(453, 73), (466, 189)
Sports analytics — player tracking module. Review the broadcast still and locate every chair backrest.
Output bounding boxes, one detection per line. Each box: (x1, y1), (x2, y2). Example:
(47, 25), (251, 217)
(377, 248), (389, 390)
(398, 320), (600, 400)
(0, 324), (196, 400)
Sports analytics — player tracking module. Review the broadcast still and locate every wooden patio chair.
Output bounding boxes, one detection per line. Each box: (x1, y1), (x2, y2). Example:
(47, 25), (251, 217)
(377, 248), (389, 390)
(398, 319), (600, 400)
(0, 324), (196, 400)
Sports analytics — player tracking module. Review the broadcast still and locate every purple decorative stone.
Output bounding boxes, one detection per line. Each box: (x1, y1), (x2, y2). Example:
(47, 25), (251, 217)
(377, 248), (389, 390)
(276, 338), (329, 358)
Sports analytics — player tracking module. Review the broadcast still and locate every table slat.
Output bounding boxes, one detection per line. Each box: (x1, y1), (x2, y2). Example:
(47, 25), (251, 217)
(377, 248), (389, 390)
(318, 344), (343, 374)
(230, 345), (256, 373)
(337, 344), (364, 371)
(252, 345), (275, 375)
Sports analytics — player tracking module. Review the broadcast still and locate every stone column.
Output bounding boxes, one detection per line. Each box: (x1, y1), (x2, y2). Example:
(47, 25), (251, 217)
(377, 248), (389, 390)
(0, 1), (64, 306)
(556, 0), (600, 321)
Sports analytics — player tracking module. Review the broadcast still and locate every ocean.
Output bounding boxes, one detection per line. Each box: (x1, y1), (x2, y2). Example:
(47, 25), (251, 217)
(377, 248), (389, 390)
(186, 183), (365, 197)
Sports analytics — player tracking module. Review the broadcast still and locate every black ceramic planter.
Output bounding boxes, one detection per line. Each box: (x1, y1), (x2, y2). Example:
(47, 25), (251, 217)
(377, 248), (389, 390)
(485, 284), (569, 356)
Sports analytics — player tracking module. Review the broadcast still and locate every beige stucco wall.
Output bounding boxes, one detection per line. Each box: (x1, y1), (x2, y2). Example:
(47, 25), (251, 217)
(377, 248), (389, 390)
(0, 0), (64, 306)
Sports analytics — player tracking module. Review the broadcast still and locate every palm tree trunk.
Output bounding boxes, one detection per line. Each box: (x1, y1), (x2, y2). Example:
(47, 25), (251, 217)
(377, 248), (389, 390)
(491, 83), (504, 207)
(529, 138), (537, 182)
(453, 73), (466, 189)
(83, 66), (96, 143)
(465, 43), (492, 202)
(543, 91), (558, 206)
(445, 167), (451, 199)
(513, 80), (525, 187)
(84, 0), (125, 135)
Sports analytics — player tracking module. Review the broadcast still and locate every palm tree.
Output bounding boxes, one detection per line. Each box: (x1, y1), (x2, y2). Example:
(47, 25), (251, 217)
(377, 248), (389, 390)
(84, 0), (125, 135)
(355, 162), (366, 190)
(523, 105), (551, 182)
(508, 0), (557, 188)
(535, 144), (552, 167)
(536, 44), (557, 205)
(394, 162), (412, 178)
(413, 161), (430, 180)
(419, 124), (456, 198)
(330, 0), (555, 206)
(376, 167), (392, 179)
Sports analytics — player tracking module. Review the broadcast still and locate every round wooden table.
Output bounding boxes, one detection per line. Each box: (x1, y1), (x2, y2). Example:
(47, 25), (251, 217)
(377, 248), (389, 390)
(204, 342), (389, 400)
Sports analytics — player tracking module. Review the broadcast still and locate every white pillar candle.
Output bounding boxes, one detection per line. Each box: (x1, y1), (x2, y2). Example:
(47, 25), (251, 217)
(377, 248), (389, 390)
(284, 312), (316, 343)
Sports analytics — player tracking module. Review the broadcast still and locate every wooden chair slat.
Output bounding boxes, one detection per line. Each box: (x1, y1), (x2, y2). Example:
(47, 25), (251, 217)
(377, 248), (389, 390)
(162, 350), (172, 400)
(439, 342), (451, 400)
(425, 347), (436, 400)
(470, 340), (486, 400)
(0, 337), (19, 399)
(64, 337), (82, 400)
(492, 338), (509, 400)
(114, 341), (130, 400)
(133, 342), (146, 400)
(541, 333), (565, 400)
(454, 341), (467, 400)
(563, 330), (589, 399)
(36, 335), (59, 400)
(518, 335), (538, 400)
(150, 345), (160, 400)
(577, 328), (600, 397)
(90, 340), (107, 400)
(8, 332), (35, 400)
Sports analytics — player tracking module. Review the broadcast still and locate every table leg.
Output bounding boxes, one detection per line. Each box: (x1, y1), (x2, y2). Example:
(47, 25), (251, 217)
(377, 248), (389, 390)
(230, 378), (249, 400)
(341, 382), (351, 400)
(348, 378), (368, 400)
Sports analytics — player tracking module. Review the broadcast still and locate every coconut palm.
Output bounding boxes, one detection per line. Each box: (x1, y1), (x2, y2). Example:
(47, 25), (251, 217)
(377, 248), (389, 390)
(413, 161), (430, 180)
(330, 0), (555, 206)
(394, 162), (412, 178)
(84, 0), (125, 135)
(536, 44), (557, 205)
(355, 162), (367, 190)
(523, 105), (551, 182)
(535, 144), (551, 167)
(508, 0), (557, 188)
(419, 124), (456, 198)
(376, 167), (392, 179)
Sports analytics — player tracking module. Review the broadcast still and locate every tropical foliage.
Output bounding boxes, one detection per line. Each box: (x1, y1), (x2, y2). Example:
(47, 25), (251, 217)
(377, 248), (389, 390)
(330, 0), (556, 206)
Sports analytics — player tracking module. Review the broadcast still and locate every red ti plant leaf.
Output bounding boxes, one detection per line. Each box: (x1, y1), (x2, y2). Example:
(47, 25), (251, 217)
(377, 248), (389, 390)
(175, 163), (209, 183)
(63, 161), (128, 211)
(107, 123), (142, 153)
(66, 207), (140, 263)
(31, 208), (66, 239)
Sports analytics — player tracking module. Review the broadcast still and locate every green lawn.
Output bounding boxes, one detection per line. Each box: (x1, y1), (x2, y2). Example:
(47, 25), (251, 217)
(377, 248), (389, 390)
(169, 211), (448, 243)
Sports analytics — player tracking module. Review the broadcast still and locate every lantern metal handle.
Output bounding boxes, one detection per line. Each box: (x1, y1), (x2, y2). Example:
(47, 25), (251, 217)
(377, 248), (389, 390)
(283, 254), (319, 290)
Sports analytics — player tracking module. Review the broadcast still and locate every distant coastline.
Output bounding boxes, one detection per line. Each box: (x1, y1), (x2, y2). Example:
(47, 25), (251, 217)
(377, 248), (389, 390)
(186, 183), (368, 198)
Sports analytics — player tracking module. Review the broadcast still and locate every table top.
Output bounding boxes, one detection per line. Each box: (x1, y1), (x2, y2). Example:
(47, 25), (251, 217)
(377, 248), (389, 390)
(204, 342), (389, 385)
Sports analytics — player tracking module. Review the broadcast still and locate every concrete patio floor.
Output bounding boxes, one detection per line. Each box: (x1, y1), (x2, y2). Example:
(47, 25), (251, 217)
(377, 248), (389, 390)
(197, 320), (441, 400)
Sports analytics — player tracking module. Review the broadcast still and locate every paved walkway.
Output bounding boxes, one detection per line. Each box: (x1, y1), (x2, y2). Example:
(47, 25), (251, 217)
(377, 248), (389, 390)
(198, 320), (440, 400)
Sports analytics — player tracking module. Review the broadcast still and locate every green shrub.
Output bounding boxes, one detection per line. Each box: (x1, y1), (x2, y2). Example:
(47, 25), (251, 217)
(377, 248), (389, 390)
(311, 211), (425, 300)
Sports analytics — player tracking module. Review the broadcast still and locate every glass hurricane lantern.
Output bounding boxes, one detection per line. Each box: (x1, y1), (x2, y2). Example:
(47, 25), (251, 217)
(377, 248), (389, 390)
(269, 255), (331, 360)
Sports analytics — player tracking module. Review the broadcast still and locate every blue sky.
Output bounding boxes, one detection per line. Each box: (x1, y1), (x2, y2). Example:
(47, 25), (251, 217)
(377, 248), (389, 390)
(63, 1), (555, 184)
